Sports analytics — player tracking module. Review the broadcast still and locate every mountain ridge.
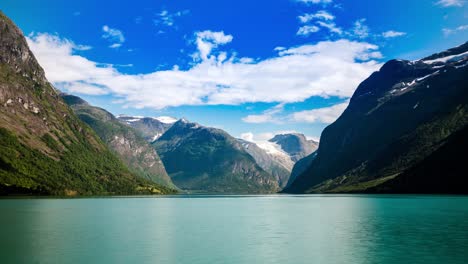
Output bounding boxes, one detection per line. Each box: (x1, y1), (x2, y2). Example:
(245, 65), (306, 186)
(0, 11), (166, 195)
(285, 42), (468, 194)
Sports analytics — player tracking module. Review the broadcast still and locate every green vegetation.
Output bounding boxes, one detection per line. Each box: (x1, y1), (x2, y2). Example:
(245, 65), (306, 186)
(63, 94), (177, 190)
(0, 12), (175, 195)
(0, 127), (170, 195)
(285, 45), (468, 194)
(154, 121), (279, 193)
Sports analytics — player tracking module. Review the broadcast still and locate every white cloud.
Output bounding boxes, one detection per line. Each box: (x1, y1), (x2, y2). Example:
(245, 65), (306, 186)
(297, 25), (321, 36)
(154, 9), (189, 27)
(27, 33), (382, 109)
(351, 19), (369, 39)
(298, 11), (335, 23)
(382, 30), (406, 38)
(242, 104), (284, 124)
(316, 21), (343, 34)
(296, 0), (333, 4)
(60, 82), (108, 95)
(194, 30), (233, 60)
(240, 132), (255, 142)
(240, 132), (282, 142)
(435, 0), (465, 7)
(442, 24), (468, 36)
(102, 25), (125, 48)
(290, 101), (349, 123)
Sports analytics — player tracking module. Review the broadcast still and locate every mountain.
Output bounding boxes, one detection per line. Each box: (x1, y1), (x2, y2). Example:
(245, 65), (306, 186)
(237, 139), (292, 188)
(237, 133), (318, 189)
(285, 42), (468, 194)
(117, 115), (177, 142)
(154, 119), (279, 193)
(269, 134), (318, 162)
(62, 94), (177, 190)
(286, 152), (317, 188)
(0, 12), (165, 195)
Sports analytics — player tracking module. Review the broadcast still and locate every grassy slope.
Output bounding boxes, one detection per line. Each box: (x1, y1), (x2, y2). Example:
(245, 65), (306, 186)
(0, 12), (170, 195)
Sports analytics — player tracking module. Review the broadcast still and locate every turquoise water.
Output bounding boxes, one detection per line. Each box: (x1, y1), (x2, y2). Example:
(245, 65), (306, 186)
(0, 195), (467, 264)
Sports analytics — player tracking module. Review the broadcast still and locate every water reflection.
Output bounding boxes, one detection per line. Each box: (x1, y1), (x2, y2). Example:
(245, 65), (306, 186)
(0, 195), (467, 264)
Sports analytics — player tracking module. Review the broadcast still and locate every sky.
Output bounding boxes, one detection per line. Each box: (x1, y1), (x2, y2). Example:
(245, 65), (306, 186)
(2, 0), (468, 142)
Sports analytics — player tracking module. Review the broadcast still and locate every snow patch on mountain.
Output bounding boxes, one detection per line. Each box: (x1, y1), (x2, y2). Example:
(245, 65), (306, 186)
(154, 116), (178, 124)
(422, 51), (468, 64)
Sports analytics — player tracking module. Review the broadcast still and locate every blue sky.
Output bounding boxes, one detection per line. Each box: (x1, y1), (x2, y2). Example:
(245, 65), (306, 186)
(2, 0), (467, 141)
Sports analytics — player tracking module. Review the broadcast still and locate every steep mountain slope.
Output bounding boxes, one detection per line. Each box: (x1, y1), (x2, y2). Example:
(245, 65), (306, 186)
(269, 134), (318, 162)
(285, 42), (468, 193)
(369, 125), (467, 193)
(117, 115), (176, 142)
(62, 94), (177, 190)
(237, 133), (317, 189)
(238, 139), (292, 188)
(154, 119), (279, 193)
(286, 152), (317, 188)
(0, 12), (163, 195)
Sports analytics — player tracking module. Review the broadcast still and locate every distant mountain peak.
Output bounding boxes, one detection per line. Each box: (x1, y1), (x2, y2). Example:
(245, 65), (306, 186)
(153, 116), (178, 124)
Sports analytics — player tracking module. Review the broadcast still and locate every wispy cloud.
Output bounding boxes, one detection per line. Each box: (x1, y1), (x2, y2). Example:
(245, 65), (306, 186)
(290, 101), (348, 123)
(242, 104), (285, 124)
(382, 30), (407, 38)
(102, 25), (125, 48)
(27, 33), (381, 109)
(317, 21), (343, 34)
(298, 10), (335, 23)
(296, 10), (341, 36)
(297, 25), (320, 36)
(240, 131), (304, 142)
(242, 100), (349, 125)
(296, 0), (333, 4)
(442, 24), (468, 36)
(154, 9), (189, 27)
(435, 0), (465, 7)
(350, 19), (369, 39)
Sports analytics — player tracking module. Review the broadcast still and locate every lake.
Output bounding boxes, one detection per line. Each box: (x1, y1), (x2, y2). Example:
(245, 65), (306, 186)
(0, 195), (467, 264)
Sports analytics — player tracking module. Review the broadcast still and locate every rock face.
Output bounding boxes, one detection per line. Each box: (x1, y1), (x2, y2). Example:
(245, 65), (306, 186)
(154, 119), (279, 193)
(269, 134), (318, 162)
(237, 133), (318, 189)
(0, 12), (163, 195)
(285, 42), (468, 194)
(117, 115), (176, 142)
(286, 152), (317, 188)
(238, 139), (292, 188)
(62, 94), (177, 190)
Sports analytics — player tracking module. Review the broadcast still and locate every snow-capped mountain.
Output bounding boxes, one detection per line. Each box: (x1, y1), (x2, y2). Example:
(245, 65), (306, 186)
(285, 41), (468, 194)
(238, 133), (318, 189)
(117, 115), (179, 142)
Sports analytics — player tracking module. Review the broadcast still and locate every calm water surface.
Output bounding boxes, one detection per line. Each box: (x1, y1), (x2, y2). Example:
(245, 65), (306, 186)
(0, 195), (467, 264)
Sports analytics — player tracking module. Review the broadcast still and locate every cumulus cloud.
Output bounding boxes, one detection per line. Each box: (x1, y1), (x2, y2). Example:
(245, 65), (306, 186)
(27, 32), (381, 109)
(102, 25), (125, 48)
(435, 0), (465, 7)
(194, 30), (233, 60)
(290, 101), (349, 123)
(382, 30), (407, 38)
